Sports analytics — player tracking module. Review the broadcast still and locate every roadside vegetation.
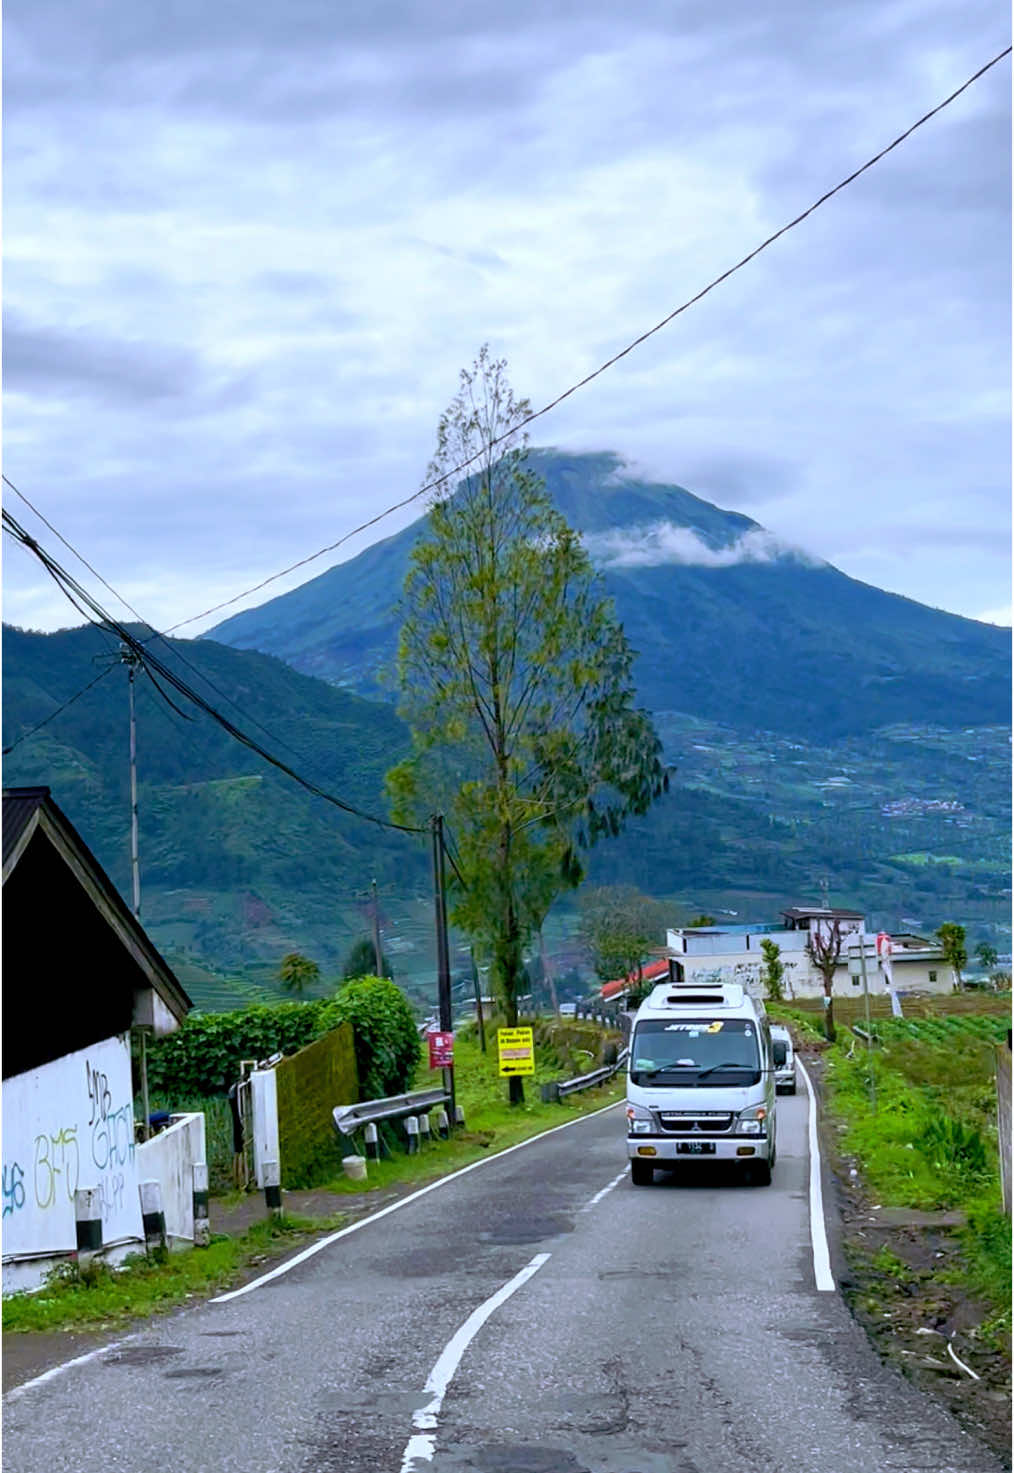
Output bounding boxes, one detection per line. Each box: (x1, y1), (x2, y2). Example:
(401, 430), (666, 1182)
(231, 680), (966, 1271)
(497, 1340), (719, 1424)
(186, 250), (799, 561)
(3, 1013), (623, 1336)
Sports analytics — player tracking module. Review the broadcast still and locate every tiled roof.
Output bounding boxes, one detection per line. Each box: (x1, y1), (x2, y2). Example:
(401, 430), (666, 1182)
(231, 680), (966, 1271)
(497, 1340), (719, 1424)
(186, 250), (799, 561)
(601, 957), (669, 1000)
(2, 786), (49, 871)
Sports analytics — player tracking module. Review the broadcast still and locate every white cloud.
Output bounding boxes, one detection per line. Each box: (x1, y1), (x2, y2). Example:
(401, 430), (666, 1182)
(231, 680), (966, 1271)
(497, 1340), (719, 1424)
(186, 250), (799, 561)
(584, 522), (818, 570)
(974, 604), (1013, 627)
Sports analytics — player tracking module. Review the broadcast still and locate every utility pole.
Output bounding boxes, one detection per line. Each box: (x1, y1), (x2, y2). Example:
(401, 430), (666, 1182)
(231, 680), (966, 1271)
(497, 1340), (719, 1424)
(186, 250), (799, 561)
(371, 878), (383, 977)
(121, 646), (142, 919)
(431, 815), (455, 1120)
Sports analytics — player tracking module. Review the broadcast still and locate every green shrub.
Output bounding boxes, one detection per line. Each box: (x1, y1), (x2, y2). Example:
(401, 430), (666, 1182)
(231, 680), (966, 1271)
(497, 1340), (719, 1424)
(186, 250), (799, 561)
(147, 1002), (325, 1096)
(919, 1116), (990, 1180)
(317, 976), (420, 1101)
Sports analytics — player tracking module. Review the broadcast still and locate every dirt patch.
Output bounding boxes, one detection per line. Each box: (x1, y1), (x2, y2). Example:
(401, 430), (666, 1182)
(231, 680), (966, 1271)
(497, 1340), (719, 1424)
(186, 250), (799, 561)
(804, 1047), (1012, 1468)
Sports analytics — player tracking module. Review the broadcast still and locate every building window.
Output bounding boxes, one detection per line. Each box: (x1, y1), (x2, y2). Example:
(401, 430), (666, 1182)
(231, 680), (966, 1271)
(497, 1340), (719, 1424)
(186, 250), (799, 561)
(928, 970), (937, 983)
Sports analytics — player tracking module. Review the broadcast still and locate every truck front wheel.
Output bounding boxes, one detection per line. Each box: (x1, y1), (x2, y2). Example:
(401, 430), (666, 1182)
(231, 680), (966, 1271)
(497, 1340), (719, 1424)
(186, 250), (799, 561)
(630, 1158), (654, 1186)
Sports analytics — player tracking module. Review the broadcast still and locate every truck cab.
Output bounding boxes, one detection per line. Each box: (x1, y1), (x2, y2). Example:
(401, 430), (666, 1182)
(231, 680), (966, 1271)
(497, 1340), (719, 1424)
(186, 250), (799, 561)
(626, 981), (776, 1186)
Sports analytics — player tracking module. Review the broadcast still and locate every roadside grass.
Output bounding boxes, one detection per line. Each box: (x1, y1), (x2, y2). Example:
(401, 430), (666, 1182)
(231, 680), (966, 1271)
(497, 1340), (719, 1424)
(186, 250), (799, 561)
(322, 1019), (626, 1197)
(824, 1020), (1011, 1349)
(2, 1213), (345, 1335)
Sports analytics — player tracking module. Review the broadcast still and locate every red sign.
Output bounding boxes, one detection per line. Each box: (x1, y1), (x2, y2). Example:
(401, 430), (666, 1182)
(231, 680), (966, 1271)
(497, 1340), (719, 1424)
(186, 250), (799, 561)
(428, 1031), (454, 1069)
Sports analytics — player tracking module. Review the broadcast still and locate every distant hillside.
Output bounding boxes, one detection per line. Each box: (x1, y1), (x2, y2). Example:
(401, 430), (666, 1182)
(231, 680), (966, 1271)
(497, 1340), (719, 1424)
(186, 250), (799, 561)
(209, 449), (1011, 739)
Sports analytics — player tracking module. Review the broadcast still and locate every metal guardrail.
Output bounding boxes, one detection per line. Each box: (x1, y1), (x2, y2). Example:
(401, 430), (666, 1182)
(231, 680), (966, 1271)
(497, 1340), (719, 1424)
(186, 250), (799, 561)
(542, 1047), (629, 1103)
(332, 1087), (451, 1137)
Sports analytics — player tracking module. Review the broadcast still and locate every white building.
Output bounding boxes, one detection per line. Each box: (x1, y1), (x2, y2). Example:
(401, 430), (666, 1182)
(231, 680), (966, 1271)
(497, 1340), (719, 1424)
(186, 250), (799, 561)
(665, 907), (955, 1000)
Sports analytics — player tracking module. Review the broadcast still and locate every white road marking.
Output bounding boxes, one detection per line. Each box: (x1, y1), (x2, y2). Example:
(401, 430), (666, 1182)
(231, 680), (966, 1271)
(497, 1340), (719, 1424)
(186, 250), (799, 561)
(399, 1252), (551, 1472)
(797, 1058), (835, 1292)
(3, 1339), (131, 1401)
(211, 1099), (623, 1303)
(580, 1168), (628, 1210)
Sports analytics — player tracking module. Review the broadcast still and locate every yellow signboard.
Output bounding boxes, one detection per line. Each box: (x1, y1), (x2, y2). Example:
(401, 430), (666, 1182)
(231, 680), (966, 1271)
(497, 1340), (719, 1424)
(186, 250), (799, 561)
(497, 1026), (535, 1077)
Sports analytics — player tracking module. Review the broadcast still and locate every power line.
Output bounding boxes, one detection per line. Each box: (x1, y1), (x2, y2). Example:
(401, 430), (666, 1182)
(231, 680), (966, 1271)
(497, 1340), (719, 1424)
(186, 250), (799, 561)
(3, 473), (304, 760)
(2, 663), (116, 756)
(2, 508), (428, 837)
(159, 44), (1011, 637)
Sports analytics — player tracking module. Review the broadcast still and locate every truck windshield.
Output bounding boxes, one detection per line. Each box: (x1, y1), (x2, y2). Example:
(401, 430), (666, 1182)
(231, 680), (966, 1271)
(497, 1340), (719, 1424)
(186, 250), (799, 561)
(630, 1018), (761, 1087)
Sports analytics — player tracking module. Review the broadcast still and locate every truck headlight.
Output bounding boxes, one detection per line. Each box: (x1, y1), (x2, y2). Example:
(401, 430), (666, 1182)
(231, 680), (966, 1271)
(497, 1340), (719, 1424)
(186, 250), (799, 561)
(626, 1104), (654, 1135)
(736, 1104), (767, 1136)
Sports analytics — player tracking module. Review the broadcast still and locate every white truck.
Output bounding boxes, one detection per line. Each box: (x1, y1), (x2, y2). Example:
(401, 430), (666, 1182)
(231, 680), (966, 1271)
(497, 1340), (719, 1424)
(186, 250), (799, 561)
(625, 980), (777, 1185)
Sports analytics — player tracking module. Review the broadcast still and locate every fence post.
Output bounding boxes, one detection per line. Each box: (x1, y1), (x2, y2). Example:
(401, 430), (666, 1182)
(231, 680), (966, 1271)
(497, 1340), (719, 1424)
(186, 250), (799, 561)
(192, 1163), (210, 1247)
(263, 1159), (282, 1218)
(997, 1041), (1012, 1215)
(74, 1188), (102, 1265)
(139, 1180), (167, 1255)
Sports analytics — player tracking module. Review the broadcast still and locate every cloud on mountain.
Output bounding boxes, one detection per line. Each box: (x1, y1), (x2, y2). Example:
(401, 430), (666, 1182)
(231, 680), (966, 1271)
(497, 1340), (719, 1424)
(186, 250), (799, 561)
(584, 522), (818, 570)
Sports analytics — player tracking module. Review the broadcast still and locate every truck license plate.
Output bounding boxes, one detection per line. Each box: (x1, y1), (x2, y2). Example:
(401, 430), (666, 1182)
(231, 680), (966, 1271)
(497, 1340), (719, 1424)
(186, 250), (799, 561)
(677, 1141), (715, 1154)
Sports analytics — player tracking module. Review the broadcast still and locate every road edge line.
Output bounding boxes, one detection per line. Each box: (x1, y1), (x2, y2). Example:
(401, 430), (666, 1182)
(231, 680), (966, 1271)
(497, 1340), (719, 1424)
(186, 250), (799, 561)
(797, 1057), (835, 1291)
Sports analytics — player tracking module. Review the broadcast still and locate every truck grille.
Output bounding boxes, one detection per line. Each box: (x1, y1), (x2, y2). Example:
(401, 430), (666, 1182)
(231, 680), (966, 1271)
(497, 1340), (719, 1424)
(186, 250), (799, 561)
(658, 1112), (734, 1135)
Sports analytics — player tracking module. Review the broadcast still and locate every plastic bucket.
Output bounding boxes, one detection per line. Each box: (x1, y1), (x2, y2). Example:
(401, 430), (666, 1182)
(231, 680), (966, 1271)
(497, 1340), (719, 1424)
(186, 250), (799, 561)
(342, 1155), (367, 1181)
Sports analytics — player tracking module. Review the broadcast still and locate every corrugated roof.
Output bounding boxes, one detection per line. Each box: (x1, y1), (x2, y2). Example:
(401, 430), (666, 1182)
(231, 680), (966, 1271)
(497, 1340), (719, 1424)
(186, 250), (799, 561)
(601, 957), (670, 1000)
(2, 786), (49, 871)
(781, 906), (864, 920)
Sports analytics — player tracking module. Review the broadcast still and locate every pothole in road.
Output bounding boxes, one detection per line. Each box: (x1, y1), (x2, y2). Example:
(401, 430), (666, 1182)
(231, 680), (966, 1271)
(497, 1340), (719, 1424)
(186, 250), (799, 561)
(103, 1346), (183, 1366)
(164, 1367), (226, 1379)
(473, 1446), (591, 1472)
(478, 1214), (574, 1245)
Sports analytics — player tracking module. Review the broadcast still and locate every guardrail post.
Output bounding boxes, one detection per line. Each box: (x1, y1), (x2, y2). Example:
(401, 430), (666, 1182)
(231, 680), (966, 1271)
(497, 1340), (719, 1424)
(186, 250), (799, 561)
(263, 1159), (282, 1218)
(454, 1104), (466, 1130)
(436, 1109), (450, 1140)
(541, 1082), (560, 1104)
(192, 1162), (210, 1247)
(419, 1114), (431, 1147)
(74, 1187), (102, 1266)
(139, 1180), (167, 1255)
(405, 1116), (419, 1154)
(364, 1122), (380, 1161)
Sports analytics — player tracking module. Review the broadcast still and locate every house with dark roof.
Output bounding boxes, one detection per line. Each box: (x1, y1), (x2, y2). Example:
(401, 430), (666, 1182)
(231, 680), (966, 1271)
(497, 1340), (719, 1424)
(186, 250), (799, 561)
(3, 787), (194, 1293)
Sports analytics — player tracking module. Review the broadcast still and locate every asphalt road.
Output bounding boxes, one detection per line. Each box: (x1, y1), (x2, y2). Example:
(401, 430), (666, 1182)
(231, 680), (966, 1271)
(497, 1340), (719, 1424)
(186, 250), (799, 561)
(3, 1095), (1004, 1473)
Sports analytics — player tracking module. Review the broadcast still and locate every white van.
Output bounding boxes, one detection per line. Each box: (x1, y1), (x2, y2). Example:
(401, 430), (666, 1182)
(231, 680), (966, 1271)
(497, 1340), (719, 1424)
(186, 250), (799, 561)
(626, 981), (776, 1186)
(769, 1024), (796, 1094)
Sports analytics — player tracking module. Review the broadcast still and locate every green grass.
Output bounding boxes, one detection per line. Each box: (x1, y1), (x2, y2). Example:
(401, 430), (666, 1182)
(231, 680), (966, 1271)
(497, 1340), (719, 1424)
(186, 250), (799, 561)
(2, 1213), (344, 1334)
(322, 1018), (626, 1198)
(824, 1016), (1010, 1341)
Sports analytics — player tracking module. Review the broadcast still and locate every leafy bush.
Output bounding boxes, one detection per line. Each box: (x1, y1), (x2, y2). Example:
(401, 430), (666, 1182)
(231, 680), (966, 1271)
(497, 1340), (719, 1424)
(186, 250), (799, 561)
(317, 976), (420, 1101)
(919, 1115), (990, 1180)
(147, 1002), (325, 1096)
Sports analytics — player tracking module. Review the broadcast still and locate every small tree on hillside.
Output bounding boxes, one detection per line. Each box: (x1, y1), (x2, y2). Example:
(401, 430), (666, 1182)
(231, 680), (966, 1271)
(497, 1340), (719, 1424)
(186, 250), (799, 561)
(578, 885), (663, 1000)
(343, 936), (394, 981)
(688, 914), (717, 927)
(759, 937), (784, 1003)
(278, 952), (321, 998)
(936, 923), (968, 991)
(974, 941), (998, 973)
(806, 919), (844, 1041)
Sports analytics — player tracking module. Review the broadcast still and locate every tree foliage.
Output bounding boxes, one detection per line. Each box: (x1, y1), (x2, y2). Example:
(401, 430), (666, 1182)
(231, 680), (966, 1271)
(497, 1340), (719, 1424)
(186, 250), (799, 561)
(343, 936), (394, 981)
(974, 942), (998, 972)
(278, 952), (321, 996)
(936, 922), (968, 988)
(759, 937), (784, 1002)
(317, 976), (420, 1101)
(578, 885), (664, 990)
(807, 919), (845, 1041)
(388, 349), (668, 1098)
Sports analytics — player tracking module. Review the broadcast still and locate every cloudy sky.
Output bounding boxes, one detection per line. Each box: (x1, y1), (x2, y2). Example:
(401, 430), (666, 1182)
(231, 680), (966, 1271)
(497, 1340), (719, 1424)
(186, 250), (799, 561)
(3, 0), (1010, 637)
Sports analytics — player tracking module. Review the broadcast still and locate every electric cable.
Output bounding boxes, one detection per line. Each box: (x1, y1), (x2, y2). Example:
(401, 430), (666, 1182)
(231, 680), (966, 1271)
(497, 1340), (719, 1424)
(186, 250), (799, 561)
(157, 44), (1011, 638)
(2, 662), (116, 756)
(3, 474), (307, 760)
(2, 508), (428, 837)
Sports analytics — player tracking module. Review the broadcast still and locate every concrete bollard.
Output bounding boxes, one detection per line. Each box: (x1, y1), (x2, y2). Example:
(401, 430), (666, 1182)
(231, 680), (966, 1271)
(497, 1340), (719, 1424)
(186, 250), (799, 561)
(364, 1122), (381, 1161)
(263, 1159), (282, 1217)
(454, 1104), (466, 1130)
(139, 1180), (167, 1254)
(74, 1187), (102, 1264)
(541, 1082), (560, 1104)
(405, 1116), (420, 1155)
(419, 1114), (431, 1147)
(192, 1162), (210, 1247)
(436, 1109), (450, 1141)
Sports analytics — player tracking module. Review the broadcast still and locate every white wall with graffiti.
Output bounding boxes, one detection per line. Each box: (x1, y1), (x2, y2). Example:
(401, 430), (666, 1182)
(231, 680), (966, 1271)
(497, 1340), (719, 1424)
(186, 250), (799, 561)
(2, 1033), (143, 1294)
